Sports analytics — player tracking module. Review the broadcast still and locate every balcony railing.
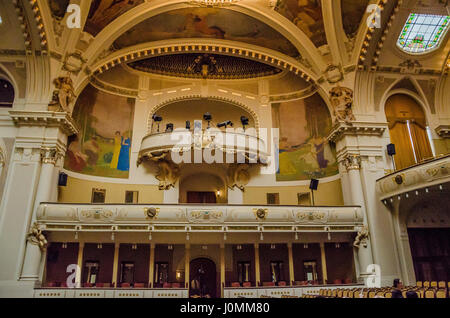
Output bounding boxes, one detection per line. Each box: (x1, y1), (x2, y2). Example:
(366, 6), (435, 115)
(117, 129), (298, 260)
(37, 203), (363, 234)
(138, 129), (268, 165)
(376, 154), (450, 200)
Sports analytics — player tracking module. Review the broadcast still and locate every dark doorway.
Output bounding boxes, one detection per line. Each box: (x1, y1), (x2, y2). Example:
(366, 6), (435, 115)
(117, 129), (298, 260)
(187, 191), (217, 204)
(408, 228), (450, 282)
(190, 258), (217, 298)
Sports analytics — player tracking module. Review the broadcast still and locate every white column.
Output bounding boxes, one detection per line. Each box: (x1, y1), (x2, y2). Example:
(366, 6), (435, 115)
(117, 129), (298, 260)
(163, 180), (179, 204)
(342, 155), (373, 282)
(227, 187), (243, 204)
(21, 148), (60, 280)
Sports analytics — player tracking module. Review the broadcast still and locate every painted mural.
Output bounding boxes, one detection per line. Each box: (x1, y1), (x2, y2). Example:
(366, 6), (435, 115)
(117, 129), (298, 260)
(84, 0), (144, 36)
(341, 0), (370, 38)
(48, 0), (70, 20)
(272, 94), (338, 181)
(275, 0), (326, 48)
(113, 8), (300, 57)
(64, 85), (134, 179)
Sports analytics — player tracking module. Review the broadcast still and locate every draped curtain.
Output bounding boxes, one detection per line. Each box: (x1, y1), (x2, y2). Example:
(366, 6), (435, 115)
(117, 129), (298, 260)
(385, 94), (433, 170)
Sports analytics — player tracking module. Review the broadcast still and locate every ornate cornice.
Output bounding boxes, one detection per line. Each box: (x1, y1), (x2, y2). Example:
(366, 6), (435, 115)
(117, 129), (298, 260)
(9, 110), (79, 136)
(327, 122), (387, 143)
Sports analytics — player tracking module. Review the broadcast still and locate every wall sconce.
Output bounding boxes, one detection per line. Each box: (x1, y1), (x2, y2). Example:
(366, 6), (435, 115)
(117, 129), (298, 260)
(62, 243), (67, 249)
(236, 245), (242, 250)
(176, 270), (183, 281)
(303, 243), (308, 249)
(202, 245), (208, 250)
(335, 243), (341, 249)
(270, 244), (276, 249)
(132, 244), (137, 250)
(216, 190), (221, 196)
(97, 243), (102, 249)
(168, 244), (173, 250)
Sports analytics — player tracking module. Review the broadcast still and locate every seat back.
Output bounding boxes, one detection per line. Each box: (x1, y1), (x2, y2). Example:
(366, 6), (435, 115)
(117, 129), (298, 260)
(438, 281), (446, 288)
(243, 282), (252, 287)
(163, 282), (172, 288)
(121, 282), (131, 288)
(430, 281), (437, 288)
(423, 281), (430, 288)
(134, 283), (145, 288)
(416, 281), (423, 287)
(425, 290), (435, 298)
(231, 282), (241, 288)
(278, 281), (287, 287)
(435, 290), (446, 298)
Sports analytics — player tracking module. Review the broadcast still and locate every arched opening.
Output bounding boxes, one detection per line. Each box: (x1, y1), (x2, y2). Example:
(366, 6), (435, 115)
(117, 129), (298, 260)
(404, 196), (450, 282)
(179, 172), (227, 204)
(190, 257), (217, 298)
(0, 79), (14, 108)
(385, 94), (433, 170)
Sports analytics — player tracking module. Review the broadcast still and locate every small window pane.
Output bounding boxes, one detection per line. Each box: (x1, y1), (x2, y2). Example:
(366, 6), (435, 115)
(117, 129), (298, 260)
(125, 191), (138, 203)
(266, 193), (279, 205)
(397, 13), (450, 54)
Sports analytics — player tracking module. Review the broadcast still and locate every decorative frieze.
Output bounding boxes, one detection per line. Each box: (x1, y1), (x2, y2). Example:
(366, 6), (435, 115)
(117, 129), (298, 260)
(435, 125), (450, 138)
(327, 121), (386, 143)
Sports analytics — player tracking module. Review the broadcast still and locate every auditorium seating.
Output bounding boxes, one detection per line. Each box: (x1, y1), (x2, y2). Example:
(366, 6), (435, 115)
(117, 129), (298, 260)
(303, 280), (449, 298)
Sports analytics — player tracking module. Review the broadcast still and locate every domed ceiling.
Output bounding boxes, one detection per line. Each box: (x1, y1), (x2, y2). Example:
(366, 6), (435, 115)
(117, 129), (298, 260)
(127, 53), (283, 79)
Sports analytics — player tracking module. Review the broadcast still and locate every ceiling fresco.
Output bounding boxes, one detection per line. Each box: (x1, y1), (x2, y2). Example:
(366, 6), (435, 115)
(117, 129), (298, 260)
(274, 0), (326, 48)
(113, 7), (300, 57)
(84, 0), (145, 36)
(341, 0), (370, 38)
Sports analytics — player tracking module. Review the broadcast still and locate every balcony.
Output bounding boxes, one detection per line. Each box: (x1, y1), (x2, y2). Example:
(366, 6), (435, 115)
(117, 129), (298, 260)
(138, 129), (268, 165)
(376, 154), (450, 201)
(37, 203), (363, 234)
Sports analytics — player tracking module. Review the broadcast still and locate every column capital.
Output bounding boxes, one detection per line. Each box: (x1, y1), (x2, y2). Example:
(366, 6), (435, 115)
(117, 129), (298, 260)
(40, 147), (63, 165)
(342, 154), (362, 171)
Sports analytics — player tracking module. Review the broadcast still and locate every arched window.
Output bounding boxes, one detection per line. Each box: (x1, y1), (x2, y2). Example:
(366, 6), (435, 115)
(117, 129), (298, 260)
(397, 14), (450, 54)
(0, 79), (14, 108)
(385, 94), (433, 170)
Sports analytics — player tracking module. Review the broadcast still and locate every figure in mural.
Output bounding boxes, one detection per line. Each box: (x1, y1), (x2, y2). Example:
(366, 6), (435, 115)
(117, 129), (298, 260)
(66, 135), (88, 172)
(64, 85), (134, 179)
(273, 94), (338, 181)
(117, 132), (131, 172)
(110, 131), (122, 169)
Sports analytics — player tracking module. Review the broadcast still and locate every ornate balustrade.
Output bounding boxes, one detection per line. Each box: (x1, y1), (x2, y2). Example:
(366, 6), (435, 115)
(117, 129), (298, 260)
(376, 154), (450, 200)
(37, 203), (363, 234)
(34, 288), (188, 298)
(138, 129), (268, 164)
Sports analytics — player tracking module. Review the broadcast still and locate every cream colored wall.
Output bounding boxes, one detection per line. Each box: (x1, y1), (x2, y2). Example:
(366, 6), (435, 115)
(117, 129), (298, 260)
(58, 176), (163, 204)
(433, 138), (450, 156)
(243, 179), (344, 206)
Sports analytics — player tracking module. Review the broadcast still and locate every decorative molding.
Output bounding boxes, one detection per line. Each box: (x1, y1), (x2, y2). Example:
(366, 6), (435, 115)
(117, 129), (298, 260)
(376, 154), (450, 200)
(26, 222), (48, 251)
(342, 154), (362, 171)
(329, 86), (355, 124)
(91, 44), (315, 85)
(327, 122), (387, 143)
(9, 110), (79, 136)
(227, 164), (250, 191)
(40, 147), (61, 165)
(36, 204), (364, 231)
(353, 225), (369, 248)
(155, 160), (180, 190)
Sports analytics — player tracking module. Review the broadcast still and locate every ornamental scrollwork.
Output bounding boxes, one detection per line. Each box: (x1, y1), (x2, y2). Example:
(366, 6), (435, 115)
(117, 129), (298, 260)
(155, 160), (180, 190)
(144, 207), (159, 220)
(227, 164), (250, 191)
(48, 77), (76, 115)
(329, 86), (355, 124)
(353, 225), (369, 248)
(27, 223), (48, 251)
(254, 208), (268, 220)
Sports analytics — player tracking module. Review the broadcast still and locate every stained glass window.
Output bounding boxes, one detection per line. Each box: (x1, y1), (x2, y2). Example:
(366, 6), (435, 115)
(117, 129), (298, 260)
(397, 13), (450, 54)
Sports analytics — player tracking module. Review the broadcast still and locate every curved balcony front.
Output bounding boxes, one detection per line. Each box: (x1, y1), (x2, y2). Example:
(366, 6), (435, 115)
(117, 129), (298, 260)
(138, 129), (269, 165)
(376, 154), (450, 201)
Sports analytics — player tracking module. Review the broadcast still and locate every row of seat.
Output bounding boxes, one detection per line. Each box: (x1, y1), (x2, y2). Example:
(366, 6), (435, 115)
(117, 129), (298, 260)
(312, 285), (449, 298)
(416, 281), (449, 289)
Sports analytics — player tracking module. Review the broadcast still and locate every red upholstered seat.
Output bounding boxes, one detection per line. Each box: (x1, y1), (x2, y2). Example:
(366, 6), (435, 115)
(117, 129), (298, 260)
(278, 281), (287, 286)
(121, 282), (131, 288)
(262, 282), (275, 287)
(344, 278), (352, 284)
(231, 282), (241, 287)
(60, 282), (67, 288)
(172, 283), (181, 288)
(243, 282), (252, 287)
(83, 282), (93, 288)
(96, 283), (104, 288)
(134, 283), (145, 288)
(103, 283), (111, 288)
(163, 282), (172, 288)
(47, 282), (57, 287)
(333, 279), (343, 285)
